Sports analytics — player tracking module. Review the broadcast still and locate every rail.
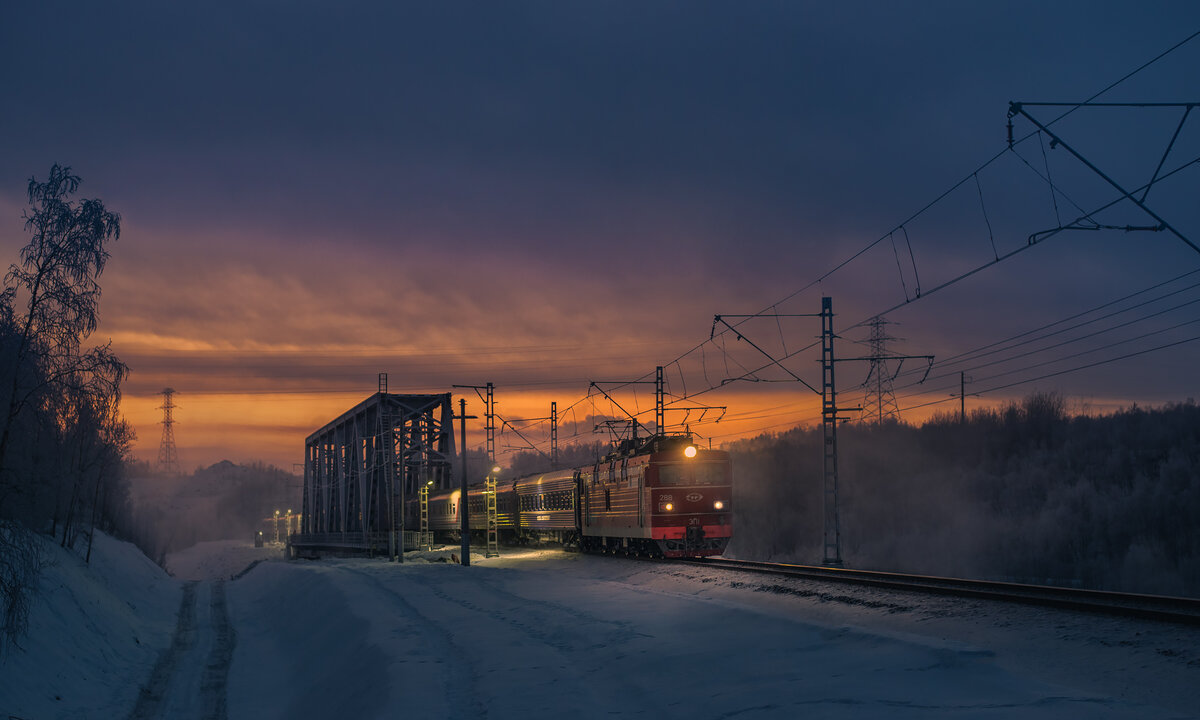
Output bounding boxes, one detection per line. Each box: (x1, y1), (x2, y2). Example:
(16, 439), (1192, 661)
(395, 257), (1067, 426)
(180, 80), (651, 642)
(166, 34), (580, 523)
(289, 531), (431, 553)
(680, 557), (1200, 625)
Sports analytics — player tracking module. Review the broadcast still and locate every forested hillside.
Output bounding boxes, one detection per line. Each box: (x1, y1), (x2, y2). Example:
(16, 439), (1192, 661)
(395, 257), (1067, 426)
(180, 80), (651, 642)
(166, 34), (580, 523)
(727, 394), (1200, 597)
(126, 461), (301, 563)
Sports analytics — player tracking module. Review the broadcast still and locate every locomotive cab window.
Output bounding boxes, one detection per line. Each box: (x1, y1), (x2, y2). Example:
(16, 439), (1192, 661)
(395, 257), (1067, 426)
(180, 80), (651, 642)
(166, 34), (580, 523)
(658, 464), (728, 486)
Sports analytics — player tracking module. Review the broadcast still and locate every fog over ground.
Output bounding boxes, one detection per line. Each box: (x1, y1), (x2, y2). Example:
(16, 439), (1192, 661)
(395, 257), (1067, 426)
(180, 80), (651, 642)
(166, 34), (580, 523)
(727, 394), (1200, 597)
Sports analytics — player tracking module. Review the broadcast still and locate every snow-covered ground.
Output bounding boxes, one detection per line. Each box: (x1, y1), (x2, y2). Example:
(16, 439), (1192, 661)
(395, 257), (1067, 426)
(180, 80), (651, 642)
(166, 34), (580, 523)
(3, 537), (1198, 719)
(0, 532), (179, 719)
(167, 539), (285, 581)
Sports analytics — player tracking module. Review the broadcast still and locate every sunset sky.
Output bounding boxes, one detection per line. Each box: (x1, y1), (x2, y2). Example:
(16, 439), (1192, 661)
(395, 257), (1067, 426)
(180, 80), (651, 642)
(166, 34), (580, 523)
(2, 2), (1199, 471)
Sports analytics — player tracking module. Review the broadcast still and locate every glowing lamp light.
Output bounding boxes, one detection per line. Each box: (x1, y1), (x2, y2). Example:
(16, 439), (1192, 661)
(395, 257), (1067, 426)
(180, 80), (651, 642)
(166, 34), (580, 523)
(664, 503), (674, 512)
(683, 445), (698, 458)
(492, 465), (502, 474)
(713, 501), (724, 510)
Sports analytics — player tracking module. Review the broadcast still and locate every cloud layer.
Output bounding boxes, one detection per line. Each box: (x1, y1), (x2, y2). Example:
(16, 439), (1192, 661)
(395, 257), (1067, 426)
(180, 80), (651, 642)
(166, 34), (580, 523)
(2, 2), (1198, 468)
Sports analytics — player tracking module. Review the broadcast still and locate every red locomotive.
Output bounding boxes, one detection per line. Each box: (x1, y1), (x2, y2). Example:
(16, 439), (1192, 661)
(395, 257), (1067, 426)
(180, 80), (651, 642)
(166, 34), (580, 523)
(425, 435), (731, 557)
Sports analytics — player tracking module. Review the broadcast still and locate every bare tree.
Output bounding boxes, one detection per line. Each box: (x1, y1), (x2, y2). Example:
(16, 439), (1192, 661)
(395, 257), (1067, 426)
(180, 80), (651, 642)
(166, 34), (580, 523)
(0, 164), (126, 484)
(0, 522), (45, 652)
(0, 165), (127, 652)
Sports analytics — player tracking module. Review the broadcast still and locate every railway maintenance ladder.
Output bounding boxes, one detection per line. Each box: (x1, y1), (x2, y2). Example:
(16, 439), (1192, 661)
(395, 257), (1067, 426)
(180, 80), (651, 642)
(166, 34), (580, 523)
(485, 474), (499, 557)
(419, 482), (432, 550)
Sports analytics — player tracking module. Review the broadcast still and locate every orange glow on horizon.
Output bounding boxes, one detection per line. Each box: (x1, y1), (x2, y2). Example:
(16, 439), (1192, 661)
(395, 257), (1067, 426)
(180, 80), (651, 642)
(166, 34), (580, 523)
(122, 383), (1084, 472)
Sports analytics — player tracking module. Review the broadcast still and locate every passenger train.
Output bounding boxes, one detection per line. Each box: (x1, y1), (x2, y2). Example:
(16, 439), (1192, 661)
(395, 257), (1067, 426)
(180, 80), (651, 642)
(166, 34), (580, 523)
(423, 434), (732, 557)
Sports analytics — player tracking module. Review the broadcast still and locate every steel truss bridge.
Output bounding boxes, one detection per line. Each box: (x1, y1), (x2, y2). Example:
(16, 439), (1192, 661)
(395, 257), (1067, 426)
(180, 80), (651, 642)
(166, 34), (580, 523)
(293, 388), (456, 559)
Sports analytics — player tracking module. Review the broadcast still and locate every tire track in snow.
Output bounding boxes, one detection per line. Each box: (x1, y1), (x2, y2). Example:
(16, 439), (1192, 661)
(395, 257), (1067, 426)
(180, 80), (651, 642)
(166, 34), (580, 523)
(342, 567), (487, 719)
(396, 568), (660, 716)
(128, 582), (198, 720)
(199, 580), (235, 720)
(127, 580), (235, 720)
(413, 569), (647, 653)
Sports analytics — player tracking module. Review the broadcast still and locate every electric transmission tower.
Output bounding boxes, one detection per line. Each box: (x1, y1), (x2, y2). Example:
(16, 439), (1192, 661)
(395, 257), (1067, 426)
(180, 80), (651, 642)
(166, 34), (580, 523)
(857, 317), (935, 425)
(859, 317), (901, 424)
(157, 388), (181, 476)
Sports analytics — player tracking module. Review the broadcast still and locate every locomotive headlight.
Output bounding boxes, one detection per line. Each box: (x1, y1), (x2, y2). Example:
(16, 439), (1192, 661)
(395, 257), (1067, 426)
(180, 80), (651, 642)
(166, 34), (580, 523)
(662, 502), (674, 512)
(683, 445), (698, 458)
(713, 500), (724, 510)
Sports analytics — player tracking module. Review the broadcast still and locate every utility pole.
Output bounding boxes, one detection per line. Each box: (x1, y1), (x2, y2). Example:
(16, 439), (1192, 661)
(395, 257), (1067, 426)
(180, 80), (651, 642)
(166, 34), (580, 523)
(550, 401), (558, 469)
(655, 366), (664, 435)
(960, 371), (966, 424)
(711, 305), (846, 565)
(485, 382), (495, 463)
(715, 299), (928, 566)
(456, 398), (477, 567)
(820, 298), (844, 567)
(453, 382), (495, 462)
(951, 372), (974, 425)
(589, 367), (714, 445)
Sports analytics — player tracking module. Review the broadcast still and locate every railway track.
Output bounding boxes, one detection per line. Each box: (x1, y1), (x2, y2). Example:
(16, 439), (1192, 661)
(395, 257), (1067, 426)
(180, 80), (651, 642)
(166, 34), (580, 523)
(680, 557), (1200, 626)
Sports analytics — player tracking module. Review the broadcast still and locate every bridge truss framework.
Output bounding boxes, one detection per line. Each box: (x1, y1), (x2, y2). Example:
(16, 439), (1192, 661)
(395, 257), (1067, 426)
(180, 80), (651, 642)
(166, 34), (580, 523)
(296, 390), (456, 560)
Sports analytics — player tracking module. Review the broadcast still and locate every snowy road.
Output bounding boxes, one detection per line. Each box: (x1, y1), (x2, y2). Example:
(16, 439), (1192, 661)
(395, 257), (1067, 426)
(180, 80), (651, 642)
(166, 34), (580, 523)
(5, 537), (1195, 719)
(217, 549), (1198, 719)
(128, 580), (234, 720)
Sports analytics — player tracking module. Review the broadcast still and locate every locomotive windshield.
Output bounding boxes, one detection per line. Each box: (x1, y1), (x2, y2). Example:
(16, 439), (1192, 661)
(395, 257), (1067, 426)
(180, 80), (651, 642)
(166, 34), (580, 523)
(657, 463), (729, 486)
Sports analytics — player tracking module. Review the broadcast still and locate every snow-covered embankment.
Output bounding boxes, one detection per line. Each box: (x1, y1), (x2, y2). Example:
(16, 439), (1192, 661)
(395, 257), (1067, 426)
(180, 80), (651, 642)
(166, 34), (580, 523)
(0, 533), (179, 719)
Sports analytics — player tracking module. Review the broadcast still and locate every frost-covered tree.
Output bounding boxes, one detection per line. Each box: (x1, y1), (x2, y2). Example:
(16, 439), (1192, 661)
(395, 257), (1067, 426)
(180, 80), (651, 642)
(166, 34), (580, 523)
(0, 165), (130, 651)
(0, 164), (126, 476)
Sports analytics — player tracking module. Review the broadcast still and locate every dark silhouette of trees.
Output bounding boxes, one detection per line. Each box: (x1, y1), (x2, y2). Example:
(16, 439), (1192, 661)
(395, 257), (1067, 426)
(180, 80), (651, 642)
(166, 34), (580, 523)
(727, 392), (1200, 597)
(0, 165), (131, 651)
(0, 164), (125, 476)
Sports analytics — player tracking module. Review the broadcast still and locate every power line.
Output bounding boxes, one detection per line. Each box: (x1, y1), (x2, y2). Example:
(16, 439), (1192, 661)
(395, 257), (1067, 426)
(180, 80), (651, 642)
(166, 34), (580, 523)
(895, 333), (1200, 416)
(889, 280), (1200, 392)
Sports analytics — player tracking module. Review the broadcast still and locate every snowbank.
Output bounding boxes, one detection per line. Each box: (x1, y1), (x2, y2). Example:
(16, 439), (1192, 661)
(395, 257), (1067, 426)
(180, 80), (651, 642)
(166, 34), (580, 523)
(0, 532), (180, 720)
